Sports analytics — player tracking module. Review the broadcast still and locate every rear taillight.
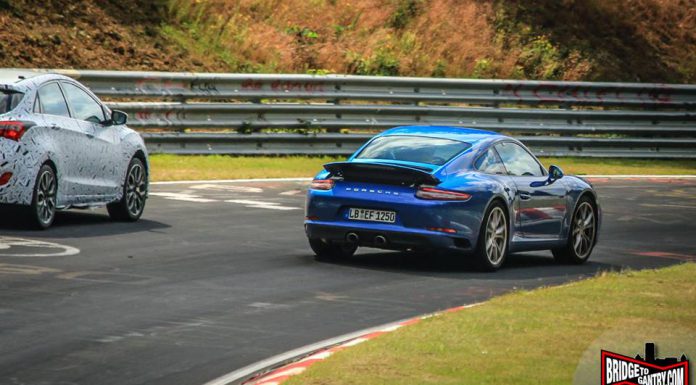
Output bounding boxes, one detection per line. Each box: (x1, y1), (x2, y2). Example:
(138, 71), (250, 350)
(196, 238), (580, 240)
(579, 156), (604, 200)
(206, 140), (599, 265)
(0, 172), (12, 186)
(0, 121), (34, 141)
(416, 186), (472, 201)
(310, 179), (335, 190)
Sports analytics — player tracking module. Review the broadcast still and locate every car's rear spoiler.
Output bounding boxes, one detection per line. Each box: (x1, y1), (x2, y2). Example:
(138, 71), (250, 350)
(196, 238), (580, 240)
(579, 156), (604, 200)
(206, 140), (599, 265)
(324, 162), (440, 185)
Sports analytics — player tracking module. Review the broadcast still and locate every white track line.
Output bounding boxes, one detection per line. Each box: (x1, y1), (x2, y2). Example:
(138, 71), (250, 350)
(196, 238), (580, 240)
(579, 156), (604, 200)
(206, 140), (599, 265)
(191, 184), (264, 193)
(0, 237), (80, 257)
(148, 192), (217, 203)
(225, 199), (301, 210)
(151, 177), (312, 185)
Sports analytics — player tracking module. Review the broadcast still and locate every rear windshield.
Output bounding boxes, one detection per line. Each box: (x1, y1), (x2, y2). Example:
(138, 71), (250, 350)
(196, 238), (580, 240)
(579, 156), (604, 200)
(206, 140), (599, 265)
(0, 90), (24, 114)
(355, 135), (471, 166)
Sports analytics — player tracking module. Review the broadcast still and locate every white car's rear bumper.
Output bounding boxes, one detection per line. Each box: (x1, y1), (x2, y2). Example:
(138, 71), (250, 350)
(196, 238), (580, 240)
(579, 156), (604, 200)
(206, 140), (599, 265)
(0, 139), (40, 206)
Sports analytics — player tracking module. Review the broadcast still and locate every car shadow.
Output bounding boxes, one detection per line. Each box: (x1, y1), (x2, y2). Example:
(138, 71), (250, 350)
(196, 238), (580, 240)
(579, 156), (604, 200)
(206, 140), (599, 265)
(0, 206), (170, 238)
(309, 248), (619, 281)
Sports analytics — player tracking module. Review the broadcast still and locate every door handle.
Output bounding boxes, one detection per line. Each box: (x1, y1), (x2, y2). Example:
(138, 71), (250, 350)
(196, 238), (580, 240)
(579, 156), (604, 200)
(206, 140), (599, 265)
(519, 192), (531, 201)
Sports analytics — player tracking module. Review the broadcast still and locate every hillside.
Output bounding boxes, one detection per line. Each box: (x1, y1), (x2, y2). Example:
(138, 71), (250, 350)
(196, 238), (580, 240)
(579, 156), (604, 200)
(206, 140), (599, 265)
(1, 0), (694, 82)
(0, 0), (222, 71)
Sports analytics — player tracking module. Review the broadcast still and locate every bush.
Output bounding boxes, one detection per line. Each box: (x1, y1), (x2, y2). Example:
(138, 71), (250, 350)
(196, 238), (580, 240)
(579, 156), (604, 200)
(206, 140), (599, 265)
(389, 0), (422, 29)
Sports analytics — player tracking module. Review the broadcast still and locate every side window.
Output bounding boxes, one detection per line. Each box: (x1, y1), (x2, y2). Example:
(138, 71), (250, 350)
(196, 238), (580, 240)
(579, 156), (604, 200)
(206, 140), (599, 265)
(474, 147), (506, 175)
(37, 83), (70, 117)
(61, 82), (105, 123)
(494, 142), (544, 177)
(0, 91), (24, 113)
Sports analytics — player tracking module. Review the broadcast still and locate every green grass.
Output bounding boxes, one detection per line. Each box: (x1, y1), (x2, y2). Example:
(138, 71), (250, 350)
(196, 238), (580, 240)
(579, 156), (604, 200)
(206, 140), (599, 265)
(149, 155), (338, 181)
(148, 155), (696, 181)
(285, 263), (696, 385)
(539, 157), (696, 176)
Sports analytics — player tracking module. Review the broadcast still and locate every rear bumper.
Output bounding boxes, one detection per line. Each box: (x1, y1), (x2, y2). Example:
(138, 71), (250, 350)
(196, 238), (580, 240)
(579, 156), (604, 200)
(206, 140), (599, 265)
(305, 221), (473, 251)
(0, 139), (38, 206)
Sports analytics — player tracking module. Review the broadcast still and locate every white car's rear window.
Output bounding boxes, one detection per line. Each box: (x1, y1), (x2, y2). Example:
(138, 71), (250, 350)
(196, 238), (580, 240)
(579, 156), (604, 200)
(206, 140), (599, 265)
(0, 90), (24, 114)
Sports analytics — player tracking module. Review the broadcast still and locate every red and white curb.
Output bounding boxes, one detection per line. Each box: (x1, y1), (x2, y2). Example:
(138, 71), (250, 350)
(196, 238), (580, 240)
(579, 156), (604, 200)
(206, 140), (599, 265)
(203, 303), (481, 385)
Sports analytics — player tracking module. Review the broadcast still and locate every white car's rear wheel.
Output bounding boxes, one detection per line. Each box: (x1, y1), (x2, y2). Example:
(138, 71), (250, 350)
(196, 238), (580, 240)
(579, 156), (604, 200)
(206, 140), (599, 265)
(29, 164), (57, 230)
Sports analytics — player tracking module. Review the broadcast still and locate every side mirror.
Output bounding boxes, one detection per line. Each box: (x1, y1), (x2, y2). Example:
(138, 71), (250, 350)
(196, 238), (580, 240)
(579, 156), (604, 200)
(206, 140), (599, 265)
(110, 110), (128, 126)
(530, 165), (564, 187)
(548, 165), (564, 181)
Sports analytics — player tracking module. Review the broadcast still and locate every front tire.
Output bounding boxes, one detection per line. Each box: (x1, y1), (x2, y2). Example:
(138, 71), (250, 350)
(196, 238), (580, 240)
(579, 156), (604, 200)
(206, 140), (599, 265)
(108, 158), (147, 222)
(552, 197), (597, 264)
(29, 164), (58, 230)
(473, 202), (509, 271)
(309, 238), (357, 260)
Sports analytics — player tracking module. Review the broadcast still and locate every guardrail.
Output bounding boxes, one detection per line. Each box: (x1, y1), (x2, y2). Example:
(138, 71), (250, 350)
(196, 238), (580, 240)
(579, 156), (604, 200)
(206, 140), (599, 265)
(109, 102), (696, 136)
(50, 69), (696, 157)
(59, 70), (696, 108)
(141, 133), (696, 158)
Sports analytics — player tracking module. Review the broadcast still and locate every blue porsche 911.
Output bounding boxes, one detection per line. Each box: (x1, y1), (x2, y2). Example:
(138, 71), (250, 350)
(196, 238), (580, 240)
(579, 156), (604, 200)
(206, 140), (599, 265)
(304, 126), (601, 271)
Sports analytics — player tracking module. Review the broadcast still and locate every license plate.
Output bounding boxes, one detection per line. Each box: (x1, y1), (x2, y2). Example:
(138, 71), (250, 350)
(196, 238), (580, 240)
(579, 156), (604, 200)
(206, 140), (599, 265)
(348, 208), (396, 223)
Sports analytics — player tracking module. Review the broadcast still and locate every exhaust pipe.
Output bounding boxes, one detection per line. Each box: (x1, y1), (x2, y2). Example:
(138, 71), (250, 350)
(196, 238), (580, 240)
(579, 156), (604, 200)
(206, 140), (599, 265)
(374, 235), (387, 245)
(346, 232), (359, 243)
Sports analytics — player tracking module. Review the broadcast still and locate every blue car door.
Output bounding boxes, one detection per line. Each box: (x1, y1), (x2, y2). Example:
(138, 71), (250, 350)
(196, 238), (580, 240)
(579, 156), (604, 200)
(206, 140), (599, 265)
(494, 141), (567, 240)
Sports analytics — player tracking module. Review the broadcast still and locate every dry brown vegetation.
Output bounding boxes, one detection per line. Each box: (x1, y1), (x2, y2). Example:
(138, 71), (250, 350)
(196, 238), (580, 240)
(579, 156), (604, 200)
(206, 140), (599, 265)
(162, 0), (696, 81)
(1, 0), (694, 82)
(0, 0), (221, 71)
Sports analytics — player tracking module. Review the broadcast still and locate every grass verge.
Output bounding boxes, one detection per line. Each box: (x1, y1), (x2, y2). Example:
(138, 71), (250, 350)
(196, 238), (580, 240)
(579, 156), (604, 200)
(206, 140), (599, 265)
(539, 157), (696, 176)
(149, 155), (696, 181)
(285, 263), (696, 385)
(149, 155), (337, 181)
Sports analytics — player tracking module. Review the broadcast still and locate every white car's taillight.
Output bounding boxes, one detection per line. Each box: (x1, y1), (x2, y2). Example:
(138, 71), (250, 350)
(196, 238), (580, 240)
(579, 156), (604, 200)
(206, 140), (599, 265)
(0, 172), (12, 186)
(0, 121), (34, 141)
(416, 186), (472, 201)
(310, 179), (335, 190)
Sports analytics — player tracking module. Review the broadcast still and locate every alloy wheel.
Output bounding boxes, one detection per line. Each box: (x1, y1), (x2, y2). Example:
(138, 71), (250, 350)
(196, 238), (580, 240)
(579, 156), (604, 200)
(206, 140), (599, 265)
(572, 202), (595, 258)
(36, 169), (56, 225)
(485, 207), (507, 265)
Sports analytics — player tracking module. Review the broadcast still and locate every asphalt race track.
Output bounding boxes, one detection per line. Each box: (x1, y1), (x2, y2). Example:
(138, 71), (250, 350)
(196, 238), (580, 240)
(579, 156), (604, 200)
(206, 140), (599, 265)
(0, 178), (694, 385)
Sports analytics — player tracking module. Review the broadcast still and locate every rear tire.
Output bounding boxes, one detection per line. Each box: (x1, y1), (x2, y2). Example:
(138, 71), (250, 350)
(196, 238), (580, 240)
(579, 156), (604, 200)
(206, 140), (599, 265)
(552, 196), (596, 264)
(28, 164), (57, 230)
(108, 158), (147, 222)
(309, 238), (357, 260)
(473, 202), (509, 272)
